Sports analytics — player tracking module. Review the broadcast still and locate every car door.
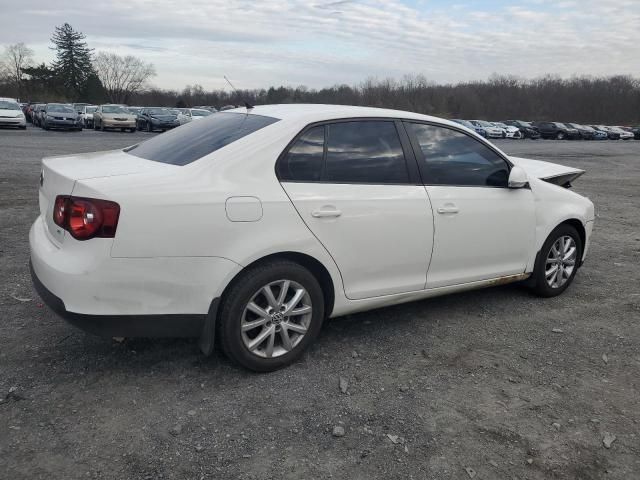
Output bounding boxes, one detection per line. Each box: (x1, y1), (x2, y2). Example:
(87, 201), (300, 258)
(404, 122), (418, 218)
(278, 119), (434, 300)
(403, 121), (535, 288)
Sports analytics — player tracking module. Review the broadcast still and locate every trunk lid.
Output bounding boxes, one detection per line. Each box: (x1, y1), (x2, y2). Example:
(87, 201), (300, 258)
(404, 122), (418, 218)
(39, 149), (174, 244)
(509, 156), (585, 187)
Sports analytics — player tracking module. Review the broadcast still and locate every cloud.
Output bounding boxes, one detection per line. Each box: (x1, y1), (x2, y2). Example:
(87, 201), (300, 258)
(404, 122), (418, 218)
(1, 0), (638, 90)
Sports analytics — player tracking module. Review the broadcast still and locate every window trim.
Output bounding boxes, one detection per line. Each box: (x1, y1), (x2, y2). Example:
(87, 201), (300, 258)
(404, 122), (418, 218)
(275, 117), (422, 186)
(401, 120), (514, 189)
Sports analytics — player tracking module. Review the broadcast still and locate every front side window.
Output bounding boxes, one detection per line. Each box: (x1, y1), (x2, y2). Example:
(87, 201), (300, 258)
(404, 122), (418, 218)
(277, 125), (324, 182)
(324, 121), (409, 184)
(405, 122), (509, 187)
(127, 112), (279, 165)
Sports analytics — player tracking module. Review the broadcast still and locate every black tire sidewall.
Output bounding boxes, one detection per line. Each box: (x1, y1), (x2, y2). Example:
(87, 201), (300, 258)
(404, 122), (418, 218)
(533, 224), (582, 297)
(219, 261), (325, 372)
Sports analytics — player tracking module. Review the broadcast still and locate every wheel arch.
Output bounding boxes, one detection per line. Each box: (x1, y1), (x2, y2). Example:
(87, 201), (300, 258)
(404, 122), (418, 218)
(218, 251), (336, 318)
(561, 218), (586, 252)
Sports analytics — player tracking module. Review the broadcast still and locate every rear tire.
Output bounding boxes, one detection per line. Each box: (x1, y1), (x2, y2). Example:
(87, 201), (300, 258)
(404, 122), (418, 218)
(218, 260), (325, 372)
(530, 224), (582, 297)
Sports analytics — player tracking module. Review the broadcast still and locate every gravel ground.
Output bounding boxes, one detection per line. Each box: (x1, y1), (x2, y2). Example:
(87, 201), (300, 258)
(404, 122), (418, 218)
(1, 127), (639, 479)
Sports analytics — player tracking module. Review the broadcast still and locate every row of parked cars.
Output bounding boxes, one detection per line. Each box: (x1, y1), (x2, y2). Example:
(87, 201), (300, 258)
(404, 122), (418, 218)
(21, 102), (217, 132)
(452, 119), (639, 140)
(4, 98), (640, 139)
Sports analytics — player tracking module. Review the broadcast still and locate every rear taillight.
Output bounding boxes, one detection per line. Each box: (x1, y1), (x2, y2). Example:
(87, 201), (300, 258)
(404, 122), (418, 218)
(53, 196), (120, 240)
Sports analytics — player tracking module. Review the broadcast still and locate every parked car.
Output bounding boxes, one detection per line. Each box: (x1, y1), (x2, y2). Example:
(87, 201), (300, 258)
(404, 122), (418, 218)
(24, 102), (41, 123)
(81, 105), (98, 129)
(127, 107), (142, 116)
(632, 126), (640, 140)
(491, 122), (522, 139)
(591, 125), (620, 140)
(176, 108), (213, 125)
(93, 104), (137, 132)
(0, 97), (27, 129)
(534, 122), (580, 140)
(451, 119), (485, 137)
(469, 120), (504, 138)
(503, 120), (540, 139)
(41, 103), (83, 131)
(30, 104), (594, 371)
(73, 103), (90, 114)
(608, 126), (634, 140)
(194, 106), (218, 112)
(566, 123), (596, 140)
(136, 107), (180, 132)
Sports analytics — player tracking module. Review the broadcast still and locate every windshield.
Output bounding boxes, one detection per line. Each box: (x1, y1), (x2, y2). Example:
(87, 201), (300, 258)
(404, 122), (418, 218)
(102, 105), (128, 114)
(126, 112), (279, 166)
(493, 122), (507, 128)
(85, 106), (97, 113)
(191, 109), (211, 117)
(475, 120), (493, 127)
(127, 107), (141, 114)
(147, 108), (171, 115)
(554, 122), (568, 128)
(0, 100), (20, 110)
(48, 104), (75, 113)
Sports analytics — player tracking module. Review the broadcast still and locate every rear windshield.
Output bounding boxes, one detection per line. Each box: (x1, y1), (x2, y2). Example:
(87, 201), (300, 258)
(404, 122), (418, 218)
(126, 112), (280, 165)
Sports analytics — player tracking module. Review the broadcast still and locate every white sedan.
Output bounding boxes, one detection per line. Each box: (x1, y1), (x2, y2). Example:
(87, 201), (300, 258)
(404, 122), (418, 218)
(492, 122), (523, 139)
(0, 97), (27, 129)
(469, 120), (504, 138)
(30, 104), (595, 371)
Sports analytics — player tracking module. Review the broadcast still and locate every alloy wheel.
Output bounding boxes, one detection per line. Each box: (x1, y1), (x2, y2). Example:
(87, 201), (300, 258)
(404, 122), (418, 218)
(240, 279), (313, 358)
(545, 235), (577, 288)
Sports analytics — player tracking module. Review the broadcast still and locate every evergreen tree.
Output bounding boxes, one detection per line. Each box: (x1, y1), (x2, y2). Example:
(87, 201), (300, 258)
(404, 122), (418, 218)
(50, 23), (94, 100)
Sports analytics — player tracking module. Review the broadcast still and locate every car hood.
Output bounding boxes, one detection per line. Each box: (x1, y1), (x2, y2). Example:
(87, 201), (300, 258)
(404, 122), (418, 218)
(103, 113), (135, 119)
(509, 156), (585, 185)
(0, 108), (23, 117)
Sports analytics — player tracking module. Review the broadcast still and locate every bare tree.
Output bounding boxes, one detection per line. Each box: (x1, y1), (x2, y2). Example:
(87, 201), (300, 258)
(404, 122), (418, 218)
(2, 43), (34, 98)
(93, 52), (156, 104)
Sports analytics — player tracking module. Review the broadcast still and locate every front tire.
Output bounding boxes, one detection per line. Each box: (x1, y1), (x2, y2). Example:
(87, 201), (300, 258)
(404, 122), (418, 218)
(218, 260), (325, 372)
(530, 224), (582, 297)
(556, 131), (565, 140)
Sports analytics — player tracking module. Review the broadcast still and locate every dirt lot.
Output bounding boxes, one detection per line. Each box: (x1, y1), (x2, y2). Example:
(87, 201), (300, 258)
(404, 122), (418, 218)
(1, 127), (639, 479)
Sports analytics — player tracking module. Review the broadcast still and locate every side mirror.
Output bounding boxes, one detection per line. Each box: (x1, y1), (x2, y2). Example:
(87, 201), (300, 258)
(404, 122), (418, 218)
(508, 165), (528, 189)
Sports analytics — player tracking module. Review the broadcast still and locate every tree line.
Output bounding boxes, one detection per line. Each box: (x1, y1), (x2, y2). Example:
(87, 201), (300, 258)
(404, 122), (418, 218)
(139, 75), (640, 124)
(0, 23), (156, 105)
(1, 24), (639, 124)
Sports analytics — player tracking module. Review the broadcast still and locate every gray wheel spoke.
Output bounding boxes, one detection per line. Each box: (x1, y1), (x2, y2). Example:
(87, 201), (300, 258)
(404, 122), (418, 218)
(280, 327), (293, 351)
(290, 305), (312, 316)
(246, 302), (269, 318)
(285, 322), (308, 334)
(284, 289), (305, 314)
(248, 325), (275, 351)
(563, 247), (576, 261)
(277, 280), (290, 305)
(242, 318), (268, 332)
(265, 328), (276, 358)
(262, 285), (279, 308)
(546, 265), (559, 278)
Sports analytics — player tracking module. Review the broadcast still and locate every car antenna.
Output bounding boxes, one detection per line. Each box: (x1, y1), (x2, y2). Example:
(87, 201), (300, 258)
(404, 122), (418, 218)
(224, 75), (253, 110)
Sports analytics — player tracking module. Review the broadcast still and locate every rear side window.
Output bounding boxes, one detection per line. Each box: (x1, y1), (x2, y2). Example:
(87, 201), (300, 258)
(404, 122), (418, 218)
(126, 112), (279, 165)
(324, 121), (409, 184)
(277, 125), (324, 181)
(405, 122), (509, 187)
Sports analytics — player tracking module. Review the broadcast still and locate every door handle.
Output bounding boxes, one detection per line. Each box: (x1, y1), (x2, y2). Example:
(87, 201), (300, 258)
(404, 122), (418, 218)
(437, 205), (459, 214)
(311, 208), (342, 218)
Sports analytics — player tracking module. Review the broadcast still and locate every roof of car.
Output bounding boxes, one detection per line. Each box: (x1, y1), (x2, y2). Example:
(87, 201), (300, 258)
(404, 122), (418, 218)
(225, 103), (458, 127)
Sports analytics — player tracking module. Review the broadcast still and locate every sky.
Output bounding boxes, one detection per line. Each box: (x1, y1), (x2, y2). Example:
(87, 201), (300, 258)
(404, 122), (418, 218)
(1, 0), (639, 91)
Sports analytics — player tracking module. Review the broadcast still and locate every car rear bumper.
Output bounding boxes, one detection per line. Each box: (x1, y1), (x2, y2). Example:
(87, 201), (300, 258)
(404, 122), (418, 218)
(30, 260), (206, 337)
(29, 215), (240, 322)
